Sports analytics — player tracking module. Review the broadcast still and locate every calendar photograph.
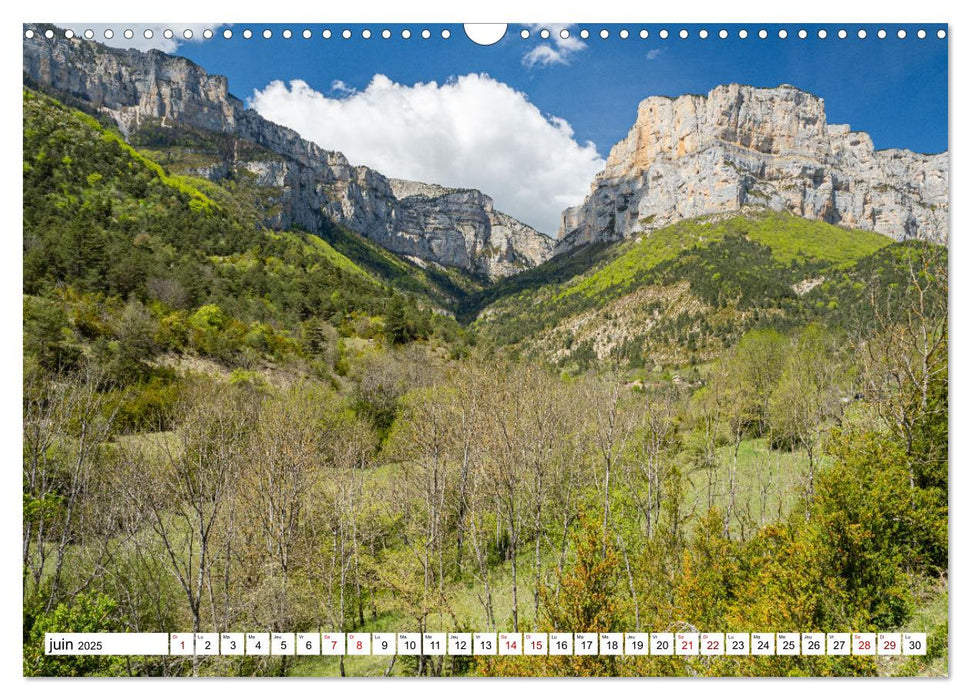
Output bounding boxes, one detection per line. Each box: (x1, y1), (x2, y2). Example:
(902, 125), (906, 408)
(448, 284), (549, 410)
(21, 22), (948, 677)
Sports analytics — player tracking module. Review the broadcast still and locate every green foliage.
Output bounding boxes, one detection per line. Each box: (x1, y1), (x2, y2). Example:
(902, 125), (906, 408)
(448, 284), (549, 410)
(24, 593), (126, 677)
(23, 89), (464, 376)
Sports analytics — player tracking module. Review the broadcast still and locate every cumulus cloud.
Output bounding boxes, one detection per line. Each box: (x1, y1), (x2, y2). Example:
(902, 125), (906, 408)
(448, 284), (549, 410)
(522, 24), (586, 68)
(646, 48), (664, 61)
(58, 24), (223, 52)
(250, 74), (605, 235)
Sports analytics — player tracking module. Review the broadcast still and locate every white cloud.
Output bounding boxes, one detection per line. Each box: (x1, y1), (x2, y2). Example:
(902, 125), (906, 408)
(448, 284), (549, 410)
(59, 24), (223, 52)
(523, 24), (586, 68)
(646, 48), (664, 61)
(250, 74), (605, 236)
(330, 80), (357, 96)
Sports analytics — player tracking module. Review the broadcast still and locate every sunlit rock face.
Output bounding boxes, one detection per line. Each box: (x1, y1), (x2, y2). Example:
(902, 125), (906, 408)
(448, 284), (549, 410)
(557, 84), (948, 253)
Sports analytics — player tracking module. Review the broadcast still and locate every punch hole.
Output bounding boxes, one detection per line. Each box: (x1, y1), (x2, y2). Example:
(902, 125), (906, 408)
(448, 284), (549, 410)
(464, 23), (507, 45)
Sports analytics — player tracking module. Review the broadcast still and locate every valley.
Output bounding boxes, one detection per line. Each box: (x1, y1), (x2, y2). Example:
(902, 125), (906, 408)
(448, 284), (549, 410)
(21, 28), (948, 678)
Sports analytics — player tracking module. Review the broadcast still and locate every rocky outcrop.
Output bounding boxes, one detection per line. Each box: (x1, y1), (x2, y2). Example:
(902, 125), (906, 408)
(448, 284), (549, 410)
(558, 84), (948, 252)
(22, 29), (553, 278)
(389, 180), (553, 277)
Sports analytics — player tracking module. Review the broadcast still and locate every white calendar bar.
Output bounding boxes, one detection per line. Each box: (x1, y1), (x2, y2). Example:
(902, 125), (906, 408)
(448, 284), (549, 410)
(246, 632), (269, 656)
(272, 632), (295, 656)
(499, 632), (522, 655)
(347, 632), (370, 655)
(827, 633), (850, 656)
(473, 632), (496, 655)
(852, 633), (876, 655)
(675, 632), (698, 656)
(321, 632), (345, 655)
(297, 632), (320, 655)
(44, 633), (169, 656)
(373, 632), (396, 655)
(751, 633), (774, 655)
(878, 632), (902, 656)
(423, 633), (446, 655)
(651, 632), (673, 656)
(802, 632), (825, 655)
(575, 632), (598, 655)
(44, 631), (928, 656)
(550, 632), (573, 655)
(903, 633), (927, 655)
(625, 633), (649, 655)
(700, 632), (724, 655)
(170, 632), (193, 655)
(398, 633), (421, 655)
(195, 633), (219, 656)
(524, 632), (547, 656)
(221, 632), (244, 655)
(600, 633), (623, 655)
(777, 633), (800, 656)
(447, 633), (471, 655)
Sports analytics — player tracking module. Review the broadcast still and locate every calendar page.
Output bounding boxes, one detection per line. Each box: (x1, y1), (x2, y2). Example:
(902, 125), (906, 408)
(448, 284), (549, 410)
(21, 19), (948, 679)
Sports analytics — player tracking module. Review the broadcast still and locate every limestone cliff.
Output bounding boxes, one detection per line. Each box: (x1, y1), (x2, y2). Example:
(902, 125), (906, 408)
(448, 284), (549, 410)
(22, 29), (553, 278)
(558, 84), (948, 252)
(388, 180), (554, 277)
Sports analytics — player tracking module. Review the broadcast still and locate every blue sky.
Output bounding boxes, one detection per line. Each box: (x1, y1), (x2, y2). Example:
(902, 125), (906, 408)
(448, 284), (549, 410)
(163, 23), (948, 234)
(175, 23), (948, 155)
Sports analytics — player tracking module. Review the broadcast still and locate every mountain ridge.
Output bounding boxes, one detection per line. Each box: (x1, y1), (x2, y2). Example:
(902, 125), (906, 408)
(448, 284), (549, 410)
(557, 83), (948, 252)
(22, 29), (553, 279)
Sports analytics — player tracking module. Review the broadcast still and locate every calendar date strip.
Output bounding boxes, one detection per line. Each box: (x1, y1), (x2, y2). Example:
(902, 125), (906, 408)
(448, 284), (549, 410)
(45, 631), (926, 657)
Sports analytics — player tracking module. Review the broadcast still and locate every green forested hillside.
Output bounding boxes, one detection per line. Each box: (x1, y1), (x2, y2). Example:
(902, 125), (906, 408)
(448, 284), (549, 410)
(471, 211), (941, 372)
(23, 89), (471, 378)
